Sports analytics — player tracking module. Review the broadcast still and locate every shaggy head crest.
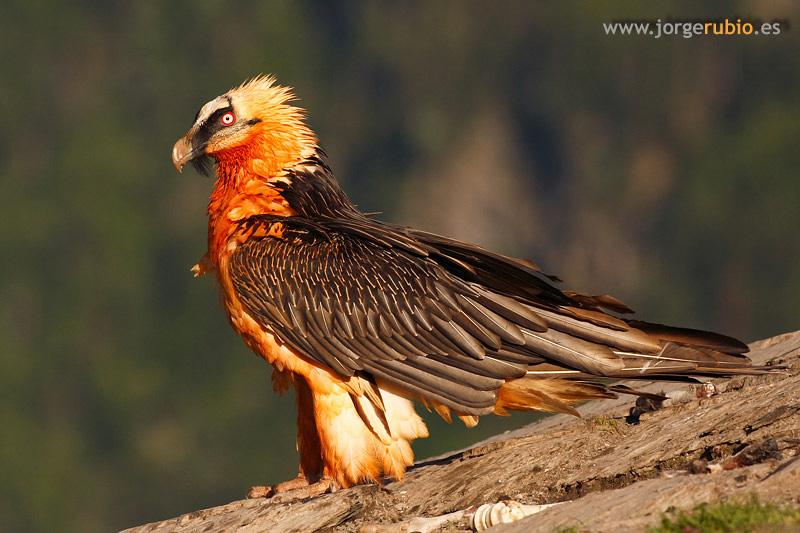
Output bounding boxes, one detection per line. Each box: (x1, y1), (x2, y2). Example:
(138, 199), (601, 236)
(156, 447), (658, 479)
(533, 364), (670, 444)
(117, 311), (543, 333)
(172, 74), (315, 177)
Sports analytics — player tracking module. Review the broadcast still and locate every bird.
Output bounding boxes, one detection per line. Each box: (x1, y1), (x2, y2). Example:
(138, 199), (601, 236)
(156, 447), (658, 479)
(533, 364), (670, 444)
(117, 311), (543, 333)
(172, 75), (771, 499)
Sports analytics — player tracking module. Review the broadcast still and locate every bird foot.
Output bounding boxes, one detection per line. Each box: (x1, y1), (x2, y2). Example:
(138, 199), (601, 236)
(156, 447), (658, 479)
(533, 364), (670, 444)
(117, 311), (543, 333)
(246, 475), (337, 501)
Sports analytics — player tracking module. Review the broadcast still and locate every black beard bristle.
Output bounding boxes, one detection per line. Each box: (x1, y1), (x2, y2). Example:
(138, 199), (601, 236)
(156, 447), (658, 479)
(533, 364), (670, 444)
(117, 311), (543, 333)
(191, 156), (214, 177)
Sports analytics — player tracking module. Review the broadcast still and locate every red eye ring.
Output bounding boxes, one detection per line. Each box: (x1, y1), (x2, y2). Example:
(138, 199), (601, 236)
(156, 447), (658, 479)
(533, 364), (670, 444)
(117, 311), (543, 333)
(220, 112), (236, 126)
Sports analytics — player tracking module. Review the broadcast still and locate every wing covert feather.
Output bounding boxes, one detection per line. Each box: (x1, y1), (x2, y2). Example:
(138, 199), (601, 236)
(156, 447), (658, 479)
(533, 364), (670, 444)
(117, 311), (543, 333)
(228, 218), (535, 414)
(227, 215), (754, 415)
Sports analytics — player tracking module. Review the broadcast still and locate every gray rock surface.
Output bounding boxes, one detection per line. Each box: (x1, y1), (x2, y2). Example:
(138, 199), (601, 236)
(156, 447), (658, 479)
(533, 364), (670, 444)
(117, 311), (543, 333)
(123, 331), (800, 533)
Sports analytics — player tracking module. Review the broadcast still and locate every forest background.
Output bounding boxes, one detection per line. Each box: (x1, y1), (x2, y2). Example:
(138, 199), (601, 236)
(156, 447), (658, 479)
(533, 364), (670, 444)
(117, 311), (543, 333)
(1, 2), (798, 531)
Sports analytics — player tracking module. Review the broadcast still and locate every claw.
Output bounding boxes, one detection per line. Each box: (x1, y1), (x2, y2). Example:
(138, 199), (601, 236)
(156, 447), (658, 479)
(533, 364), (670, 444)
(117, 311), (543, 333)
(246, 485), (274, 499)
(246, 475), (337, 501)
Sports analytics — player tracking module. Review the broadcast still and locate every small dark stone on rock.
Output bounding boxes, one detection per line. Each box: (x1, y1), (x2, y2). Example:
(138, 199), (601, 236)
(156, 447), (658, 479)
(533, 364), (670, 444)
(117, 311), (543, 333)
(689, 460), (709, 474)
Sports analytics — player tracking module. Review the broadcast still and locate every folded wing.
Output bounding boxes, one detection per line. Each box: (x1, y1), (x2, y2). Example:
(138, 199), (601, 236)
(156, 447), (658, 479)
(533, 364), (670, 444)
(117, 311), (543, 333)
(228, 215), (759, 416)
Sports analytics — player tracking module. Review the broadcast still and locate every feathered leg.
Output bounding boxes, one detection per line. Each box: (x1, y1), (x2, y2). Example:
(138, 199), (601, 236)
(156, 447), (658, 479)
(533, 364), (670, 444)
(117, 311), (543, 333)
(312, 385), (385, 487)
(307, 375), (428, 488)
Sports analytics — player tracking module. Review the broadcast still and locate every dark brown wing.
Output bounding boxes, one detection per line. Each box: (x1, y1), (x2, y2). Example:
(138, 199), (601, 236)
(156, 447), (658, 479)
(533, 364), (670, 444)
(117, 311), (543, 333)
(228, 215), (755, 416)
(229, 216), (544, 414)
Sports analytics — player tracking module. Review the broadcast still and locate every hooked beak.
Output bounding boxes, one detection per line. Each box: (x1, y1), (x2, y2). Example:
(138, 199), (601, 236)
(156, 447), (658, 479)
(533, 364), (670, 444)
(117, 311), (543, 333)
(172, 135), (198, 172)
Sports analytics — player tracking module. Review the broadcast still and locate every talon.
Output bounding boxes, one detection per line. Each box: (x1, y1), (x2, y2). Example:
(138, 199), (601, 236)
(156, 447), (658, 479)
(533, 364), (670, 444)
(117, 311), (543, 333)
(273, 474), (311, 493)
(246, 485), (274, 499)
(274, 477), (337, 501)
(245, 474), (336, 501)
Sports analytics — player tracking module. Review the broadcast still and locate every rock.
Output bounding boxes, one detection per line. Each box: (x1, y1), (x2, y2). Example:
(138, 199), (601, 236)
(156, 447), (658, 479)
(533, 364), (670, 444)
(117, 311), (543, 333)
(123, 331), (800, 533)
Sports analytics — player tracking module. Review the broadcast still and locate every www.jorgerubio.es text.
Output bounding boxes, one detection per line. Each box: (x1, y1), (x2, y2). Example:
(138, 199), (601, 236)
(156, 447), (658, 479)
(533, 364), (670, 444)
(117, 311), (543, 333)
(603, 18), (786, 39)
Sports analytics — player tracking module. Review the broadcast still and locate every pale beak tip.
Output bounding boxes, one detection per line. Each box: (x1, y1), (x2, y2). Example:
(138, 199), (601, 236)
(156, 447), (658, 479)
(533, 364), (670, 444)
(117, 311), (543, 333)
(172, 136), (193, 173)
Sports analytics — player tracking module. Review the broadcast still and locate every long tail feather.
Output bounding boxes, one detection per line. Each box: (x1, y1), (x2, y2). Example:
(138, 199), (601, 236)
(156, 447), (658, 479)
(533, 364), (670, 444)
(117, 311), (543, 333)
(495, 377), (617, 416)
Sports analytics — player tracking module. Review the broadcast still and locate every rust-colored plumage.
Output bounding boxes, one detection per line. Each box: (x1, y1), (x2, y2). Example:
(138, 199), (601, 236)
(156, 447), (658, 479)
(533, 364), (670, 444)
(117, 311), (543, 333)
(172, 75), (770, 494)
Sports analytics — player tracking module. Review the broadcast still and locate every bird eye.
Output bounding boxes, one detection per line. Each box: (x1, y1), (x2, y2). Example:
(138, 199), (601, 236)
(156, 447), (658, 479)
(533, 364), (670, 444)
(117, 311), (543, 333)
(220, 112), (236, 126)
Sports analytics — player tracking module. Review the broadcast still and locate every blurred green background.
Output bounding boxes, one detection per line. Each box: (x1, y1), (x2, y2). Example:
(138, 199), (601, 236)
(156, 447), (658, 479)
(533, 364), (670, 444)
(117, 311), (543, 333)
(1, 1), (798, 531)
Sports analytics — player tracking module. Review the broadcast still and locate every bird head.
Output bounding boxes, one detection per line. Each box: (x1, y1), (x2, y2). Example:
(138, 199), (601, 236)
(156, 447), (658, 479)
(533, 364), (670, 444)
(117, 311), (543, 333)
(172, 75), (317, 177)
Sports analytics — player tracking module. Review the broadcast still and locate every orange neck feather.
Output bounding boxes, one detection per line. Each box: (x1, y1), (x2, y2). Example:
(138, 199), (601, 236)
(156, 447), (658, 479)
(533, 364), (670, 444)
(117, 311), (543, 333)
(207, 122), (316, 262)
